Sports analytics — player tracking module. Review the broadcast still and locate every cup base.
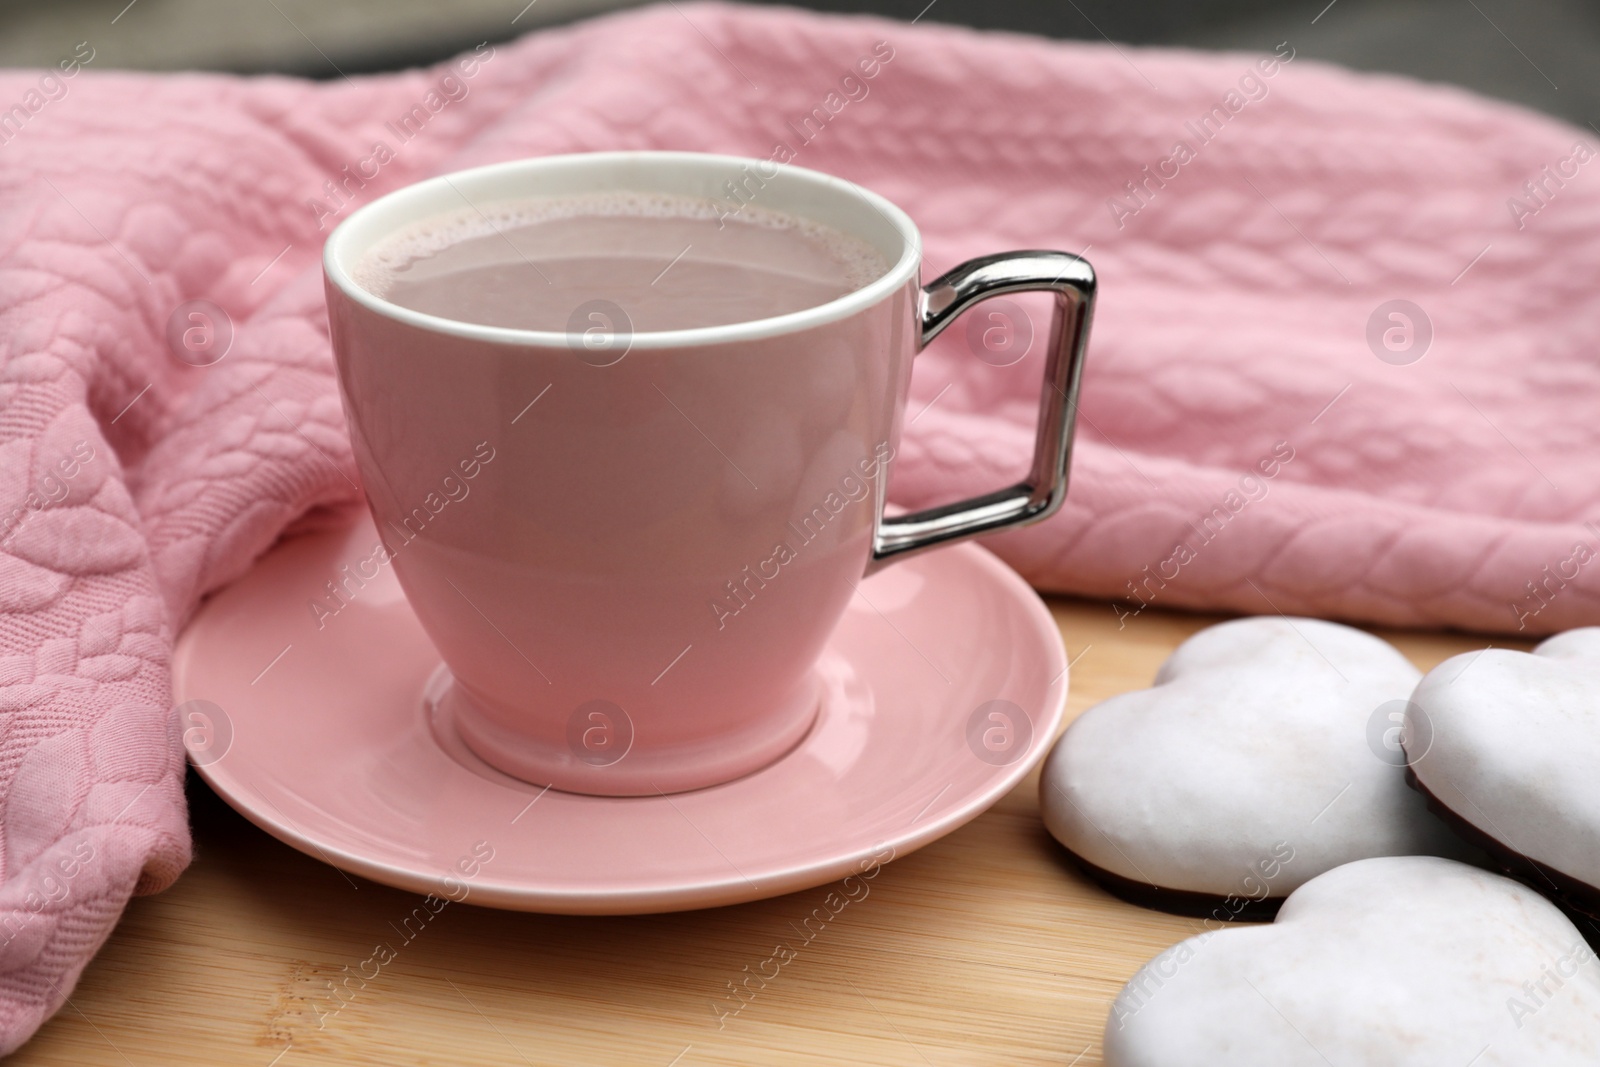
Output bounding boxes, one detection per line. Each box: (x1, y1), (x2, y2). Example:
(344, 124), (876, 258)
(423, 666), (823, 797)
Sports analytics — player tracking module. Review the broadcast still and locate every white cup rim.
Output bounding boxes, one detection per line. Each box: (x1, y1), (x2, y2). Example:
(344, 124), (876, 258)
(322, 150), (923, 350)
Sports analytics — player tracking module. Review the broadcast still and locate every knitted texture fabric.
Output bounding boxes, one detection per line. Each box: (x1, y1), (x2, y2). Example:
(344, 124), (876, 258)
(0, 0), (1597, 1050)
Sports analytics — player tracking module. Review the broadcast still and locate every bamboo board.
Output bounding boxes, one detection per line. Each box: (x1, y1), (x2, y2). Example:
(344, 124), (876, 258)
(9, 597), (1514, 1066)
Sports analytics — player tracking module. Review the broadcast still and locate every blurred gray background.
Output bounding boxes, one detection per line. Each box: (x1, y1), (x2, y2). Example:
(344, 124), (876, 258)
(0, 0), (1588, 125)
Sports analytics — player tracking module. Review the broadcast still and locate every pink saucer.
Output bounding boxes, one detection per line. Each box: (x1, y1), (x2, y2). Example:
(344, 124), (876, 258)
(172, 516), (1067, 914)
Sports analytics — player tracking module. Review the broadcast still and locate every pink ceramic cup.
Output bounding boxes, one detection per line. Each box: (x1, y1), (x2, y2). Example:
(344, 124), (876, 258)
(323, 151), (1094, 796)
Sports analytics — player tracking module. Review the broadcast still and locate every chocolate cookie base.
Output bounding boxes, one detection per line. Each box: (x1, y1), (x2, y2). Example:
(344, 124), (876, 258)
(1046, 831), (1284, 923)
(1406, 766), (1600, 940)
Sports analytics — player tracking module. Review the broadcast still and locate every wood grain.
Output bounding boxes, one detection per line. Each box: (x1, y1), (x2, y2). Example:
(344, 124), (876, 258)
(9, 597), (1515, 1066)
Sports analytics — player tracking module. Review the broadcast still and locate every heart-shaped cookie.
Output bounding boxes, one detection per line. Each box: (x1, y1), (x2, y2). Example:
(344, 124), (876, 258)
(1041, 616), (1466, 917)
(1105, 857), (1600, 1066)
(1409, 627), (1600, 921)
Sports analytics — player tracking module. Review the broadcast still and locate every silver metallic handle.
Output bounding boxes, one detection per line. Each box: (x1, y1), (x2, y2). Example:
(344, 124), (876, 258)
(869, 250), (1095, 573)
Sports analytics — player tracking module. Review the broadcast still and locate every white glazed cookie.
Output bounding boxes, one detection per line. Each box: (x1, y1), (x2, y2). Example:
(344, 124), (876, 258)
(1040, 616), (1467, 913)
(1104, 857), (1600, 1067)
(1408, 627), (1600, 919)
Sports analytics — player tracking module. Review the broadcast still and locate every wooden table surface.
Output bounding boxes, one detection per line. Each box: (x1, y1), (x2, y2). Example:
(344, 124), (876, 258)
(9, 596), (1514, 1066)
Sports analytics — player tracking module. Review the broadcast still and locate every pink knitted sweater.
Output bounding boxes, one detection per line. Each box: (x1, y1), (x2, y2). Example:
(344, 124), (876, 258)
(0, 1), (1596, 1050)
